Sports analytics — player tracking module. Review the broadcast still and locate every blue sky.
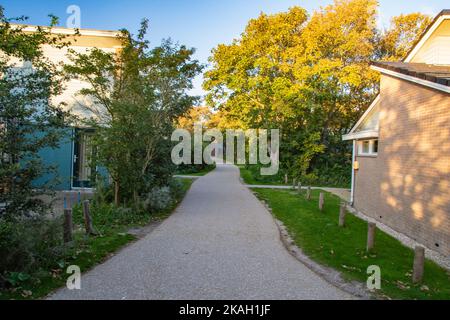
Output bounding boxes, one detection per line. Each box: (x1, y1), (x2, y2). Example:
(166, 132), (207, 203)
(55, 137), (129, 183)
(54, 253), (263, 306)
(2, 0), (448, 98)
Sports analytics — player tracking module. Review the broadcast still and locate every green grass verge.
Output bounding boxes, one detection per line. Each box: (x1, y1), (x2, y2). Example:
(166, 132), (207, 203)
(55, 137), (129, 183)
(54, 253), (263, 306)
(252, 188), (450, 300)
(239, 165), (350, 188)
(176, 165), (216, 177)
(0, 178), (193, 300)
(239, 166), (284, 186)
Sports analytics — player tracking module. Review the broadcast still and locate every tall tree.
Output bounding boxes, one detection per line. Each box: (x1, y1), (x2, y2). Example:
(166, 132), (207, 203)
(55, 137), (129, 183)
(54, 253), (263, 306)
(0, 7), (71, 219)
(65, 20), (203, 206)
(376, 13), (432, 61)
(204, 0), (380, 183)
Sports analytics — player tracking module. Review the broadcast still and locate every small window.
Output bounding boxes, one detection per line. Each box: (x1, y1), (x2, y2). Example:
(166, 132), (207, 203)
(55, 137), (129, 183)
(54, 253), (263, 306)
(362, 141), (370, 154)
(358, 140), (378, 156)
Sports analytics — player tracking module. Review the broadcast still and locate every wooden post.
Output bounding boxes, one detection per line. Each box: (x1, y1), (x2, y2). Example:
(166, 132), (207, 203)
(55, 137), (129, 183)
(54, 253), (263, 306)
(82, 200), (97, 236)
(412, 246), (425, 283)
(292, 178), (297, 190)
(297, 182), (302, 195)
(339, 203), (346, 227)
(319, 193), (325, 211)
(306, 187), (311, 200)
(284, 174), (288, 185)
(367, 222), (376, 251)
(63, 209), (73, 243)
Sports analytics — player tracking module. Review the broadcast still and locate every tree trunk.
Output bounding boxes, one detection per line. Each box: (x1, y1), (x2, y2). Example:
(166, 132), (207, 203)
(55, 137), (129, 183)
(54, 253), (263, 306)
(133, 189), (139, 207)
(114, 181), (120, 206)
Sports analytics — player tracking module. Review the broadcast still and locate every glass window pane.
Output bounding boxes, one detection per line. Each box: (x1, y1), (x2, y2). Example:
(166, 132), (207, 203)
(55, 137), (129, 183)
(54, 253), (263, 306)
(362, 141), (370, 154)
(373, 140), (379, 154)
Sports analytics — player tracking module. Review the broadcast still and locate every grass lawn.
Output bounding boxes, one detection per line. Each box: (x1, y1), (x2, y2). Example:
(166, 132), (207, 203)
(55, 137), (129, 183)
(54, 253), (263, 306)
(239, 166), (285, 186)
(252, 188), (450, 300)
(0, 178), (193, 300)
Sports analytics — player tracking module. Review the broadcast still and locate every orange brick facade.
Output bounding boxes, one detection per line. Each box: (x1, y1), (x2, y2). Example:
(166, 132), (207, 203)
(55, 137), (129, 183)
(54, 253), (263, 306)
(354, 75), (450, 257)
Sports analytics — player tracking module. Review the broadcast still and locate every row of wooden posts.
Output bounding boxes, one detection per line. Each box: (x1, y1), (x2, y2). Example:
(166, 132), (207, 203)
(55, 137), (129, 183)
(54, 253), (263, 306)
(63, 200), (97, 243)
(288, 175), (426, 284)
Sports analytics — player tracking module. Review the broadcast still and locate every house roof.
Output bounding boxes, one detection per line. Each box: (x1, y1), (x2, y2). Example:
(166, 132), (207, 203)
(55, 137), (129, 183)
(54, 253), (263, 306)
(10, 23), (121, 38)
(343, 9), (450, 141)
(404, 9), (450, 62)
(371, 61), (450, 87)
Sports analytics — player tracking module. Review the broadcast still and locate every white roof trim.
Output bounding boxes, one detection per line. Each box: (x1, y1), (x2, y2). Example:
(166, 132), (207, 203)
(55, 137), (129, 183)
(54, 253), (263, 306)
(404, 15), (450, 63)
(347, 95), (380, 136)
(371, 65), (450, 94)
(11, 24), (121, 38)
(343, 130), (379, 141)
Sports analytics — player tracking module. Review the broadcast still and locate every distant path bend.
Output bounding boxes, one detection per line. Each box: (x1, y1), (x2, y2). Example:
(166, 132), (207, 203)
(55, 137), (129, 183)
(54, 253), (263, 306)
(49, 164), (353, 300)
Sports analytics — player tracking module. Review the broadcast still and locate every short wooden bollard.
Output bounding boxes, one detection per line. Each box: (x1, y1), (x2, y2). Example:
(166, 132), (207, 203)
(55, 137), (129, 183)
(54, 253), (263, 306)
(284, 174), (288, 185)
(412, 246), (425, 283)
(63, 209), (73, 243)
(306, 187), (311, 200)
(367, 222), (376, 251)
(297, 182), (302, 195)
(319, 193), (325, 211)
(339, 203), (346, 227)
(292, 178), (297, 190)
(82, 200), (97, 236)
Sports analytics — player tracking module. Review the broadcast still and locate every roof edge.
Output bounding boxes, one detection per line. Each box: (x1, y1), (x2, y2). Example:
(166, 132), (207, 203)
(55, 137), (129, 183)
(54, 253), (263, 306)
(371, 65), (450, 93)
(343, 130), (379, 141)
(9, 23), (121, 38)
(404, 9), (450, 63)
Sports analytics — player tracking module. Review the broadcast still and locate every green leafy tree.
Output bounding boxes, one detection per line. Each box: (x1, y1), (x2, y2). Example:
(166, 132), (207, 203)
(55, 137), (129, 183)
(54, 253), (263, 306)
(204, 0), (379, 185)
(0, 7), (71, 219)
(204, 0), (431, 186)
(0, 7), (74, 281)
(376, 13), (432, 61)
(65, 20), (202, 206)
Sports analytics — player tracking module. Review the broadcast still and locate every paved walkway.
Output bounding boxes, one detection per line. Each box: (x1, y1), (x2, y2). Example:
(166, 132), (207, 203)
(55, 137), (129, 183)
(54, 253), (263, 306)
(49, 165), (353, 300)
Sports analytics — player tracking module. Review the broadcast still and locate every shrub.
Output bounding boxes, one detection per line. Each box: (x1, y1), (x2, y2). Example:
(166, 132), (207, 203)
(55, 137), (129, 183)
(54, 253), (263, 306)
(0, 216), (64, 287)
(72, 203), (150, 233)
(143, 186), (173, 212)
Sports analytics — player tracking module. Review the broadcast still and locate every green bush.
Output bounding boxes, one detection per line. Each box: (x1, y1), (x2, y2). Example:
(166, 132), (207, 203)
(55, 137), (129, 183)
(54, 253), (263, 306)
(0, 216), (64, 288)
(143, 186), (173, 212)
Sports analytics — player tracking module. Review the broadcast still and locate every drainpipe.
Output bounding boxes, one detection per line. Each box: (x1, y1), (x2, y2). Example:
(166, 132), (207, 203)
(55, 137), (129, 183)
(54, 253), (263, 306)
(350, 139), (356, 206)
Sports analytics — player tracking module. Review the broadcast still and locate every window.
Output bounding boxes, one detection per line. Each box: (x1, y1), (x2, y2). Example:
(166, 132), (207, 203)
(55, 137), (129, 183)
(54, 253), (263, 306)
(358, 140), (378, 156)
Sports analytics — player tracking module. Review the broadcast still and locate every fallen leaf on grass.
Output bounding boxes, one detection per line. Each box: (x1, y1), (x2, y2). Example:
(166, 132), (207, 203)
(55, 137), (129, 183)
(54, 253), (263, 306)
(342, 265), (362, 272)
(420, 285), (430, 292)
(21, 290), (32, 298)
(396, 280), (410, 290)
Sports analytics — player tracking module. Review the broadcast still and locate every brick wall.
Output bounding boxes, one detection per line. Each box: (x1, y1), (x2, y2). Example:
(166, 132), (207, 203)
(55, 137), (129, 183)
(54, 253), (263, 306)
(354, 75), (450, 257)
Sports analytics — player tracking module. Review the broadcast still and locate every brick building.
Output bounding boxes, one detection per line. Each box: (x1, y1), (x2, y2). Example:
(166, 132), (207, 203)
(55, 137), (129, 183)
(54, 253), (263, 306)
(343, 10), (450, 257)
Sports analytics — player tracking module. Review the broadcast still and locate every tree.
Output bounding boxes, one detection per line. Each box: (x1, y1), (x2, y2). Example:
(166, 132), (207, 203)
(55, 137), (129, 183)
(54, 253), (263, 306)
(177, 106), (214, 131)
(204, 0), (380, 184)
(0, 7), (71, 219)
(204, 1), (432, 186)
(65, 20), (203, 206)
(376, 13), (432, 61)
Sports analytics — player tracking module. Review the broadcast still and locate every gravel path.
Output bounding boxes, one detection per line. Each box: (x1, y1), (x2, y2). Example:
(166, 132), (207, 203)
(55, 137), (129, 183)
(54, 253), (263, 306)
(49, 165), (353, 300)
